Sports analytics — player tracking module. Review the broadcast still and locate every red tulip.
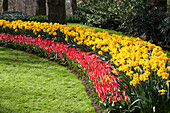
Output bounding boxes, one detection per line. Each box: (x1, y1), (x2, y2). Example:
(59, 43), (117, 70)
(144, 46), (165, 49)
(122, 90), (126, 96)
(108, 85), (112, 91)
(117, 77), (121, 81)
(114, 96), (117, 102)
(97, 91), (101, 98)
(125, 95), (129, 101)
(101, 96), (105, 102)
(47, 52), (50, 56)
(115, 89), (119, 96)
(111, 90), (115, 95)
(109, 96), (112, 102)
(102, 87), (107, 95)
(119, 95), (123, 100)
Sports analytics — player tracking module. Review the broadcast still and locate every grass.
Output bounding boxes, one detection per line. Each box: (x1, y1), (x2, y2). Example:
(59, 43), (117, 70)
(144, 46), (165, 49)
(0, 46), (95, 113)
(68, 23), (126, 36)
(163, 50), (170, 58)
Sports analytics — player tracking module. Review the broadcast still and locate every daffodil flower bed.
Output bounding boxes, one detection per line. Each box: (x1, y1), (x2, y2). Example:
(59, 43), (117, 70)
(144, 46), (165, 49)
(0, 19), (170, 112)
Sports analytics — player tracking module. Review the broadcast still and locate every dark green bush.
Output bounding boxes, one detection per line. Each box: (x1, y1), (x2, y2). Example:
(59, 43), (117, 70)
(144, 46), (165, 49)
(131, 3), (170, 46)
(0, 11), (48, 23)
(0, 11), (30, 21)
(66, 15), (81, 23)
(28, 16), (48, 22)
(111, 1), (170, 46)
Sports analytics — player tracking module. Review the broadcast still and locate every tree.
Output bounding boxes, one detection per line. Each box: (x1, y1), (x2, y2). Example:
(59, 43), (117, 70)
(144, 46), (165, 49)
(0, 0), (3, 12)
(148, 0), (167, 12)
(48, 0), (66, 24)
(3, 0), (8, 12)
(71, 0), (77, 15)
(36, 0), (46, 16)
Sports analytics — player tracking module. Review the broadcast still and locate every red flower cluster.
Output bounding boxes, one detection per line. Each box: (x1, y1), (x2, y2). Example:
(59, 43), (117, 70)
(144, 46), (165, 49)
(0, 33), (129, 103)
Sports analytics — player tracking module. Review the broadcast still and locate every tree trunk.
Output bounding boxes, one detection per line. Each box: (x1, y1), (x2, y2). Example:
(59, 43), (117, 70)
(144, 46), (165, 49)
(36, 0), (46, 16)
(48, 0), (66, 24)
(3, 0), (8, 12)
(0, 0), (3, 12)
(148, 0), (167, 12)
(71, 0), (77, 15)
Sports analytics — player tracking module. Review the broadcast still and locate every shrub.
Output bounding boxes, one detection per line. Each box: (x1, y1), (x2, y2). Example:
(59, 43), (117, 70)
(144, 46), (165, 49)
(76, 0), (120, 29)
(0, 11), (30, 21)
(66, 15), (81, 23)
(132, 3), (170, 46)
(0, 11), (49, 23)
(28, 16), (48, 22)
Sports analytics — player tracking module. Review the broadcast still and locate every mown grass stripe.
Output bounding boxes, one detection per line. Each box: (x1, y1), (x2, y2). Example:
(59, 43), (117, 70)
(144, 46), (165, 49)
(0, 46), (95, 113)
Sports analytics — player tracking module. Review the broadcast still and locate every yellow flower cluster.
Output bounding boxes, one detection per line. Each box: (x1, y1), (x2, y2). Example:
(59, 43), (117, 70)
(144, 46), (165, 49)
(0, 19), (170, 87)
(0, 20), (64, 38)
(70, 25), (170, 86)
(70, 26), (170, 86)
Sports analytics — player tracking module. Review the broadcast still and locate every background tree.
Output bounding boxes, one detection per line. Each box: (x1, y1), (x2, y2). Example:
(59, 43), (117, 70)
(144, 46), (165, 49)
(0, 0), (3, 12)
(3, 0), (8, 11)
(71, 0), (77, 15)
(48, 0), (66, 24)
(36, 0), (46, 16)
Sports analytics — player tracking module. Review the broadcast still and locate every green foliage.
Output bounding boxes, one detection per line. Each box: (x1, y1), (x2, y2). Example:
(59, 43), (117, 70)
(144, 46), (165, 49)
(168, 0), (170, 5)
(0, 11), (49, 22)
(28, 15), (48, 22)
(66, 15), (81, 23)
(76, 0), (120, 29)
(0, 11), (29, 21)
(77, 0), (143, 31)
(164, 50), (170, 58)
(113, 71), (170, 113)
(131, 3), (170, 46)
(0, 46), (95, 113)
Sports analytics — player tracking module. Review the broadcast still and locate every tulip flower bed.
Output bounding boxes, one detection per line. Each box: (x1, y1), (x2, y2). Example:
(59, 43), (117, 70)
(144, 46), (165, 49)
(0, 33), (130, 112)
(0, 19), (170, 112)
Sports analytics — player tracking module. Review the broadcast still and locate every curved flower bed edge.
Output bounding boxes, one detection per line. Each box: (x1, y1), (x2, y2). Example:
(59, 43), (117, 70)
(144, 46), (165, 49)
(0, 33), (130, 112)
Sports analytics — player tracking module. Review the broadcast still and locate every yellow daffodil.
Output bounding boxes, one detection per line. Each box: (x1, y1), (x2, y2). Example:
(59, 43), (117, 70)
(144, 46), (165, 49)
(166, 80), (170, 86)
(158, 89), (167, 95)
(105, 75), (111, 82)
(98, 51), (103, 55)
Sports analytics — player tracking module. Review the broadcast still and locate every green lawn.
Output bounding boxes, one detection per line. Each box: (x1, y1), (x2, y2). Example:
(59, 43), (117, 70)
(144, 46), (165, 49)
(0, 46), (95, 113)
(68, 23), (125, 36)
